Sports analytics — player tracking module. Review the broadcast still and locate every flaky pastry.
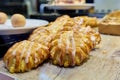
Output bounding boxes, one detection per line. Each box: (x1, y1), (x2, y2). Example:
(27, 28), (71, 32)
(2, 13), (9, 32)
(74, 16), (98, 27)
(28, 27), (52, 47)
(4, 40), (49, 73)
(50, 28), (100, 67)
(29, 15), (75, 47)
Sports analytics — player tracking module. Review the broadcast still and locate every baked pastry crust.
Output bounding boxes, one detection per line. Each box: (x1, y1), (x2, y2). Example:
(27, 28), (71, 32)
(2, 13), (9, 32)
(28, 27), (52, 47)
(78, 26), (101, 46)
(3, 40), (49, 73)
(28, 15), (101, 67)
(99, 10), (120, 24)
(74, 16), (98, 27)
(50, 27), (100, 67)
(98, 10), (120, 35)
(28, 15), (74, 47)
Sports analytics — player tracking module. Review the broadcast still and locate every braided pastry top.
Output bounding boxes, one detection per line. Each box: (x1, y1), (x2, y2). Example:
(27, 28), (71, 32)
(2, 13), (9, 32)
(4, 40), (49, 73)
(50, 29), (100, 67)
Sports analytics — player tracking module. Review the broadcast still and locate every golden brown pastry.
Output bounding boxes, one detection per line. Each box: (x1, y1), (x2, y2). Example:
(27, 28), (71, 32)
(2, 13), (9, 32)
(98, 10), (120, 35)
(0, 12), (8, 24)
(106, 10), (120, 18)
(100, 10), (120, 24)
(78, 26), (101, 46)
(11, 14), (26, 27)
(4, 40), (49, 73)
(47, 15), (73, 33)
(28, 27), (54, 48)
(74, 16), (98, 27)
(28, 15), (101, 67)
(28, 15), (74, 47)
(50, 29), (101, 67)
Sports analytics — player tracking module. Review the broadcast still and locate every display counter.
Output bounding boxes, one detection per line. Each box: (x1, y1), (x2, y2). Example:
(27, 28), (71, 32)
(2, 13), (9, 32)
(0, 33), (120, 80)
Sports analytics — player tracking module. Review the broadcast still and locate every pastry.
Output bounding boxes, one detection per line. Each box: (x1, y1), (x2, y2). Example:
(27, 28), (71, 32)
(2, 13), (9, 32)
(74, 16), (98, 27)
(78, 26), (101, 46)
(28, 15), (73, 47)
(50, 29), (100, 67)
(98, 10), (120, 35)
(29, 15), (100, 67)
(11, 14), (26, 27)
(0, 12), (8, 24)
(47, 15), (73, 33)
(28, 26), (54, 47)
(3, 40), (49, 73)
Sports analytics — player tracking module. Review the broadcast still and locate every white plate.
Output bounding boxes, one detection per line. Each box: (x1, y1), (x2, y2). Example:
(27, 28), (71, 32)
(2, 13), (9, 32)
(0, 19), (49, 35)
(41, 4), (94, 10)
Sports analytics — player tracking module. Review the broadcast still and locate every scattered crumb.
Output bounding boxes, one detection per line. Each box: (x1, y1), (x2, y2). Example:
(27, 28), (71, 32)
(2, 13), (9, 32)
(102, 50), (107, 54)
(95, 45), (101, 49)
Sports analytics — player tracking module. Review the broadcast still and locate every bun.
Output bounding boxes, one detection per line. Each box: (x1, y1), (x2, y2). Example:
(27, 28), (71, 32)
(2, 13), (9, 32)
(11, 14), (26, 27)
(0, 12), (8, 24)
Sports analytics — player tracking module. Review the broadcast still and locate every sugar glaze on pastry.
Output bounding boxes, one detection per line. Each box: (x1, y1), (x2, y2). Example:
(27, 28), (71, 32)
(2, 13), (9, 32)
(50, 29), (99, 67)
(4, 40), (49, 73)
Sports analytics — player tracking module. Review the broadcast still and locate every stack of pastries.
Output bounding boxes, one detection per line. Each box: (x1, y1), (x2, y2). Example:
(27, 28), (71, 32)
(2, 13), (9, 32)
(3, 15), (101, 73)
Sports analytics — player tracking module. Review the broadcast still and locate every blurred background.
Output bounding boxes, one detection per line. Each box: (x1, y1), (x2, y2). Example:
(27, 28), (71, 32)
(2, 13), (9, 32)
(0, 0), (120, 22)
(0, 0), (120, 21)
(0, 0), (94, 22)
